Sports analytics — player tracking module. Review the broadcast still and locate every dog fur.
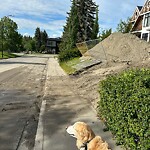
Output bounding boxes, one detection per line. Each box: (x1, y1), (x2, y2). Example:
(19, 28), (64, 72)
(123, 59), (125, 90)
(66, 122), (111, 150)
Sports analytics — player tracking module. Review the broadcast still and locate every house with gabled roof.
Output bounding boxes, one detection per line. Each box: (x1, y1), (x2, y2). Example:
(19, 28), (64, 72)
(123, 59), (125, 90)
(130, 0), (150, 42)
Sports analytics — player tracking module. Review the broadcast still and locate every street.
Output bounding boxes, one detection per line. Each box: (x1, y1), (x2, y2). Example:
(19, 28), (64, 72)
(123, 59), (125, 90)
(0, 55), (48, 150)
(0, 55), (122, 150)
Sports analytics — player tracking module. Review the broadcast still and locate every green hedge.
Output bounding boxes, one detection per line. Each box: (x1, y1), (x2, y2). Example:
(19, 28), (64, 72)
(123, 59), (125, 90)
(98, 69), (150, 150)
(58, 48), (81, 62)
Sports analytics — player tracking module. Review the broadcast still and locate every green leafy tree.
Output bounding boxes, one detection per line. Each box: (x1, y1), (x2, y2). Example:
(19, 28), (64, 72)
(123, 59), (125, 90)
(99, 28), (112, 41)
(116, 18), (132, 33)
(23, 36), (35, 52)
(0, 16), (23, 52)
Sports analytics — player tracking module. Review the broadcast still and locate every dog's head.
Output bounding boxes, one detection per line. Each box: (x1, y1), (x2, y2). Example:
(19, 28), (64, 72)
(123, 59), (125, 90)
(66, 122), (95, 143)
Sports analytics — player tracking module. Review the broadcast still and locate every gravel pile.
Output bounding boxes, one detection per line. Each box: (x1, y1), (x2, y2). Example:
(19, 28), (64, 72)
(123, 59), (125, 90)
(87, 32), (150, 63)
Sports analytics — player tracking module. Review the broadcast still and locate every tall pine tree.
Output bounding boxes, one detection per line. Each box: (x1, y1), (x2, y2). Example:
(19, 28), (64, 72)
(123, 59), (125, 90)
(76, 0), (98, 41)
(60, 0), (79, 51)
(34, 28), (48, 52)
(34, 27), (41, 52)
(60, 0), (99, 51)
(92, 5), (99, 39)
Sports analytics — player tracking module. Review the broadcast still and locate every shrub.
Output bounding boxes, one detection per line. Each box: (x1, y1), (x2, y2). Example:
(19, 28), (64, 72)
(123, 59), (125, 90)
(98, 69), (150, 150)
(58, 48), (81, 62)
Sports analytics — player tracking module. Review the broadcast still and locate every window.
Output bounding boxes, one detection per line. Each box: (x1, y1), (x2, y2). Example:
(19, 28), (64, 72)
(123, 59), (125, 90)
(144, 13), (150, 27)
(135, 12), (138, 16)
(142, 33), (148, 41)
(47, 41), (56, 47)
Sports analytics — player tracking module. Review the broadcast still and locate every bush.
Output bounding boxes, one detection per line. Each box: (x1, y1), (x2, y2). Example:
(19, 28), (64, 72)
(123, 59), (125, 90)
(58, 48), (81, 62)
(98, 69), (150, 150)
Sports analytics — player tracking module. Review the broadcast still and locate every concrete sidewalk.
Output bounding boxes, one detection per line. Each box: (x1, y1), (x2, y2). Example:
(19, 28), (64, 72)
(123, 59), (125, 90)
(34, 57), (123, 150)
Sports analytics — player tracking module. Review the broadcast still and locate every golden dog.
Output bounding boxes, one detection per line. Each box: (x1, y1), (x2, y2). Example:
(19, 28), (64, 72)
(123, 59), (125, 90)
(66, 122), (111, 150)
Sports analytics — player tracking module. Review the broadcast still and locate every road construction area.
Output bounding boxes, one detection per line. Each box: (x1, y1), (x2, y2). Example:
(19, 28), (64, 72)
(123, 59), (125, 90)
(0, 55), (48, 150)
(0, 55), (123, 150)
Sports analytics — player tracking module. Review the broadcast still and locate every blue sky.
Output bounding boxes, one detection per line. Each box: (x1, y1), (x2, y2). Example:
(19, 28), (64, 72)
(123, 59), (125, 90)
(0, 0), (145, 37)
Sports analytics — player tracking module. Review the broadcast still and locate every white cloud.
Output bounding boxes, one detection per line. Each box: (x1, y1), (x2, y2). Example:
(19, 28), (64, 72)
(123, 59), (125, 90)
(12, 17), (65, 37)
(0, 0), (70, 37)
(0, 0), (70, 18)
(93, 0), (146, 31)
(0, 0), (146, 36)
(23, 33), (30, 37)
(13, 18), (65, 30)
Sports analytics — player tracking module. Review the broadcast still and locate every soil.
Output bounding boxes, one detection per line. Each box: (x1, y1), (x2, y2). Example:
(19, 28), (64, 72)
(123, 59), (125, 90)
(86, 32), (150, 63)
(73, 33), (150, 109)
(71, 59), (150, 110)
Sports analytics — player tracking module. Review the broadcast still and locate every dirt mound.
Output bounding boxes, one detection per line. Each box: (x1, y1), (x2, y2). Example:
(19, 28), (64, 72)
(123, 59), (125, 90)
(87, 32), (150, 63)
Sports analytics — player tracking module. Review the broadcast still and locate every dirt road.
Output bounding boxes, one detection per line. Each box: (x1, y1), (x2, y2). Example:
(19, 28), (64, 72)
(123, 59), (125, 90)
(0, 55), (49, 150)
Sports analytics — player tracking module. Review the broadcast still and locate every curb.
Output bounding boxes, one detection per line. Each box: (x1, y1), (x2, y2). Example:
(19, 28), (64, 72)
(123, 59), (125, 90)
(34, 100), (46, 150)
(33, 58), (49, 150)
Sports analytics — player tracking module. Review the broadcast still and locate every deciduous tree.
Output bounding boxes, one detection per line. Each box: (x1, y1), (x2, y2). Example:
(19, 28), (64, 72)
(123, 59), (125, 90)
(116, 18), (132, 33)
(0, 16), (23, 52)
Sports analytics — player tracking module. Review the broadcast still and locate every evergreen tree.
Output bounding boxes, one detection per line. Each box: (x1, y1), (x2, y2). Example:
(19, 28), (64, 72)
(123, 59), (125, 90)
(41, 30), (48, 46)
(40, 30), (48, 52)
(60, 0), (79, 51)
(34, 28), (48, 53)
(92, 6), (99, 39)
(34, 27), (41, 52)
(60, 0), (99, 52)
(76, 0), (98, 41)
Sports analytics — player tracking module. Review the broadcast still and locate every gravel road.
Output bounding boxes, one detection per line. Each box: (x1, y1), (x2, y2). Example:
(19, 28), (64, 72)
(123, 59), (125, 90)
(0, 55), (49, 150)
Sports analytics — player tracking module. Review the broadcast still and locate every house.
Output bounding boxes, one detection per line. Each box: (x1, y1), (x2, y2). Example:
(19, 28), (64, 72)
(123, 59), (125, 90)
(130, 0), (150, 42)
(46, 38), (61, 54)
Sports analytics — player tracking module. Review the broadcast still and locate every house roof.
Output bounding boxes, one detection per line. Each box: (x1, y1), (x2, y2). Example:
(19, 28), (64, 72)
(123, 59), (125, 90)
(130, 0), (150, 31)
(139, 0), (150, 15)
(137, 6), (142, 11)
(130, 6), (142, 22)
(47, 37), (61, 42)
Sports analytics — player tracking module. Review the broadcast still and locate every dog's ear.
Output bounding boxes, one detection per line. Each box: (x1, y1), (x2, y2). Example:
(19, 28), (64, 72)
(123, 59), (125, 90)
(77, 124), (95, 143)
(74, 122), (95, 143)
(82, 125), (95, 142)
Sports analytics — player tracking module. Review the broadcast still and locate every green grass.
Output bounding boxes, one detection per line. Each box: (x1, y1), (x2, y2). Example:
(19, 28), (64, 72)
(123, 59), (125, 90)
(60, 57), (80, 74)
(0, 52), (19, 59)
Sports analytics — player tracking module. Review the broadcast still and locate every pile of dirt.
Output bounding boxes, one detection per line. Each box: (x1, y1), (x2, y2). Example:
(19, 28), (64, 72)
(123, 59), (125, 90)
(86, 32), (150, 63)
(74, 32), (150, 108)
(73, 58), (150, 109)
